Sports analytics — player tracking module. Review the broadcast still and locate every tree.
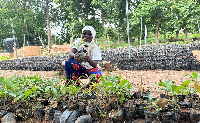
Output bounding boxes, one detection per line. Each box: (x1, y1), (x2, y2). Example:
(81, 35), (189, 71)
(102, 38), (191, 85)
(177, 1), (200, 41)
(134, 0), (174, 43)
(0, 0), (47, 49)
(53, 0), (104, 43)
(46, 0), (52, 50)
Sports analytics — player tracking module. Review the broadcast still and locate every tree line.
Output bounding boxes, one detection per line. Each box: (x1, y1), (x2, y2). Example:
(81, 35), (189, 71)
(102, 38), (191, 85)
(0, 0), (200, 50)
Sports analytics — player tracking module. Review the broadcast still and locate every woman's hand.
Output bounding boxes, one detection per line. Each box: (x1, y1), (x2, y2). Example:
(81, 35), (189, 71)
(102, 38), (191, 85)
(83, 55), (91, 62)
(74, 54), (82, 63)
(69, 48), (77, 59)
(84, 55), (99, 68)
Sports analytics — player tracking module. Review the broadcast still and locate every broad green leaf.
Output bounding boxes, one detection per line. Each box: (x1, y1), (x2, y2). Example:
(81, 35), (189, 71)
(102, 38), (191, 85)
(9, 92), (17, 97)
(179, 80), (190, 89)
(45, 86), (51, 92)
(111, 87), (116, 93)
(127, 83), (132, 89)
(118, 76), (122, 81)
(163, 80), (172, 91)
(148, 94), (152, 102)
(107, 82), (113, 87)
(90, 74), (95, 78)
(0, 92), (4, 96)
(191, 72), (199, 80)
(52, 88), (57, 97)
(106, 76), (111, 83)
(119, 79), (128, 88)
(106, 87), (111, 92)
(14, 96), (22, 102)
(100, 76), (106, 86)
(24, 89), (32, 98)
(158, 81), (167, 87)
(120, 93), (125, 104)
(116, 84), (119, 90)
(5, 78), (11, 89)
(171, 84), (177, 94)
(188, 72), (199, 81)
(32, 86), (37, 93)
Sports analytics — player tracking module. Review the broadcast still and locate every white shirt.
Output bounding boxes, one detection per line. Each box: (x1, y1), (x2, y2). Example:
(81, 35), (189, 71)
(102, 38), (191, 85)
(70, 38), (102, 70)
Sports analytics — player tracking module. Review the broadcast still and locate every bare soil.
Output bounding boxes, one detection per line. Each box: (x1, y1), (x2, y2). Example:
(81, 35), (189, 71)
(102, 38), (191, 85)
(1, 69), (200, 98)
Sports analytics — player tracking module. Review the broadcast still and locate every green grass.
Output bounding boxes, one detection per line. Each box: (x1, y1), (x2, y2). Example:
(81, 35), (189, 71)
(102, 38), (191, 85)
(99, 33), (200, 49)
(0, 56), (11, 61)
(191, 33), (200, 38)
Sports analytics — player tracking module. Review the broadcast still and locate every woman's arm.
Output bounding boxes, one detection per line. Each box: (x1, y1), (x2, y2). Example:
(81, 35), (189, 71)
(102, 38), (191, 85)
(69, 48), (77, 59)
(84, 55), (99, 68)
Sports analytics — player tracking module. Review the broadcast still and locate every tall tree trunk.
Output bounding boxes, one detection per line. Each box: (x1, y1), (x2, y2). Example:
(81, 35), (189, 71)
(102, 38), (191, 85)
(22, 1), (29, 46)
(184, 29), (187, 41)
(101, 11), (104, 27)
(155, 18), (160, 44)
(164, 34), (166, 42)
(100, 11), (104, 41)
(175, 30), (179, 40)
(40, 34), (45, 48)
(118, 33), (120, 44)
(46, 0), (51, 50)
(23, 19), (29, 46)
(107, 34), (109, 45)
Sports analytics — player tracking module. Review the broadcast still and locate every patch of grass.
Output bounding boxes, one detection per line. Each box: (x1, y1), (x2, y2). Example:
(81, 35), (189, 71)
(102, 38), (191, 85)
(191, 33), (200, 38)
(100, 41), (129, 49)
(98, 33), (199, 49)
(179, 41), (191, 45)
(0, 56), (11, 61)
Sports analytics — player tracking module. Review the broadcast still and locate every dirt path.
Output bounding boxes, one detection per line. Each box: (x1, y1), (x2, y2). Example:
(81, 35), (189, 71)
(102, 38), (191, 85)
(1, 69), (199, 97)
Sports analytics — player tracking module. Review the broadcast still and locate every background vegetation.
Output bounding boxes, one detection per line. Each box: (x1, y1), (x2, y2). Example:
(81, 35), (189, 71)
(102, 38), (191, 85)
(0, 0), (200, 50)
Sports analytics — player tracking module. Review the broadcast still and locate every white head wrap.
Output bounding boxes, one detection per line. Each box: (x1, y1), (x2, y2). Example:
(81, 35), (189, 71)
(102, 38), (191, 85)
(81, 26), (96, 58)
(82, 26), (96, 40)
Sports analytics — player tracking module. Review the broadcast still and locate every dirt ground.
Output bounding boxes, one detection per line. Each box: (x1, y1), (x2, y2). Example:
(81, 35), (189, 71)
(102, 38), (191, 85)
(1, 69), (200, 98)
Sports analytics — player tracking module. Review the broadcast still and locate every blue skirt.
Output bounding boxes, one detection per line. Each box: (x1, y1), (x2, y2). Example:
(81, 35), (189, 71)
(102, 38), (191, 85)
(65, 57), (102, 87)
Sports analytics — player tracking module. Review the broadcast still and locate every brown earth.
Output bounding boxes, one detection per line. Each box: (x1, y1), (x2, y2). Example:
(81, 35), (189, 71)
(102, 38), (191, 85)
(192, 50), (200, 61)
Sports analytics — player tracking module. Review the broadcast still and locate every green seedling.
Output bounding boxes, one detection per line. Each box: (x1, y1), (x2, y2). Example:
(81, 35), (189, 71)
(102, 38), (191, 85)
(67, 85), (81, 101)
(145, 93), (170, 111)
(158, 79), (190, 97)
(92, 74), (134, 105)
(186, 72), (200, 93)
(158, 79), (190, 111)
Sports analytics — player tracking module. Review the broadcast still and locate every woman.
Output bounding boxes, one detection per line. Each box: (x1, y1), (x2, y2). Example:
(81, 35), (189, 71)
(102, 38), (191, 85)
(65, 26), (102, 87)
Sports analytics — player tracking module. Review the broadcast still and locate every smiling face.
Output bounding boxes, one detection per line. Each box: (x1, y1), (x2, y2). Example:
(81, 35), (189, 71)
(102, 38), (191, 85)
(82, 30), (93, 43)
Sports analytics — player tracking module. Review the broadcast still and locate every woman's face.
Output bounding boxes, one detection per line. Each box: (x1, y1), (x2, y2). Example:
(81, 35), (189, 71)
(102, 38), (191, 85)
(82, 30), (93, 43)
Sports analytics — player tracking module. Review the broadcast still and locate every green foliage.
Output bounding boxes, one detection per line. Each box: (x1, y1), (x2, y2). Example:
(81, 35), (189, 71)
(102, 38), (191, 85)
(186, 72), (200, 93)
(158, 79), (190, 97)
(0, 56), (11, 61)
(1, 0), (200, 48)
(0, 74), (68, 103)
(191, 33), (200, 38)
(187, 72), (199, 82)
(0, 0), (46, 49)
(93, 74), (135, 105)
(145, 93), (162, 111)
(99, 41), (128, 49)
(67, 85), (81, 100)
(179, 41), (191, 45)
